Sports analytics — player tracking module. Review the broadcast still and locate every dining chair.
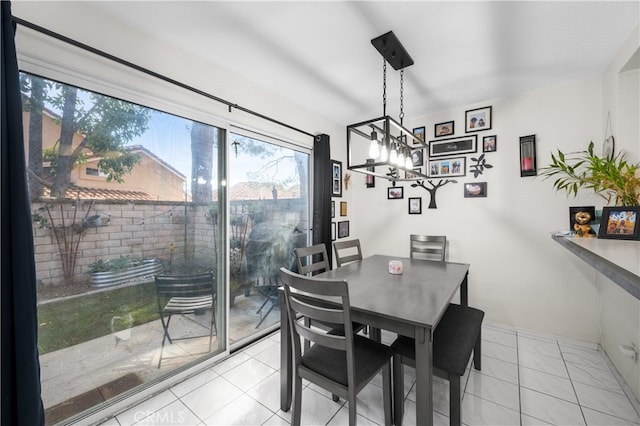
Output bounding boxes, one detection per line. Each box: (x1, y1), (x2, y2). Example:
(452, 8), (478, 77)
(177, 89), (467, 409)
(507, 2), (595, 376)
(279, 267), (393, 426)
(154, 272), (217, 368)
(294, 244), (365, 352)
(333, 239), (363, 267)
(409, 234), (446, 261)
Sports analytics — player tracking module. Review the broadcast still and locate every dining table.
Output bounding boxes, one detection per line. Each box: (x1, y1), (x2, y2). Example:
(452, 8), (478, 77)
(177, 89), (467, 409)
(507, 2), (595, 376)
(279, 254), (470, 426)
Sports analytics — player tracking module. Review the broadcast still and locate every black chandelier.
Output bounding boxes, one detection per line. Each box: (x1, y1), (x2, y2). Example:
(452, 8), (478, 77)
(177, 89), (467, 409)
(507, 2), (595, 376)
(347, 31), (428, 182)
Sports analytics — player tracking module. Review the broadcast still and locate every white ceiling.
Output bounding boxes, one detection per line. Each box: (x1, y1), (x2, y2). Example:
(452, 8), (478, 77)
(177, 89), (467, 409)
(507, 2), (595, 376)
(84, 1), (639, 126)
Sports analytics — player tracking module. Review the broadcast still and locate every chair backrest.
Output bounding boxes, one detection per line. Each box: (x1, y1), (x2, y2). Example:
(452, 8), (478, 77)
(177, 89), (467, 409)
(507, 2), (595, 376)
(333, 239), (363, 267)
(279, 267), (354, 360)
(155, 272), (215, 300)
(409, 235), (446, 261)
(294, 244), (330, 276)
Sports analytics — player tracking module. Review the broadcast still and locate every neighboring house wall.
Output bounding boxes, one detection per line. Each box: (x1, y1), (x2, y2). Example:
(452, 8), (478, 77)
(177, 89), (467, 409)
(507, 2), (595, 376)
(23, 111), (186, 201)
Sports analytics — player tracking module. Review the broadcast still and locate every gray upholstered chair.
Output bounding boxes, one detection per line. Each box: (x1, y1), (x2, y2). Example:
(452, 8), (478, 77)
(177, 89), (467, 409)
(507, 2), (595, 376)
(279, 267), (393, 426)
(409, 234), (446, 261)
(333, 239), (363, 267)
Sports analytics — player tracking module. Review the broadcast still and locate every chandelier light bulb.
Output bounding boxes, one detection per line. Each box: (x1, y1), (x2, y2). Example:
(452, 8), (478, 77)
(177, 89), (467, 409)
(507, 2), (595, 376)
(369, 139), (380, 158)
(389, 146), (398, 164)
(379, 143), (388, 162)
(405, 156), (413, 169)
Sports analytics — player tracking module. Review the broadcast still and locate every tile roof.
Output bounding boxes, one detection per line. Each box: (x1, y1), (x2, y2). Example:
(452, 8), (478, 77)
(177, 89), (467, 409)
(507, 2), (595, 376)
(43, 185), (154, 201)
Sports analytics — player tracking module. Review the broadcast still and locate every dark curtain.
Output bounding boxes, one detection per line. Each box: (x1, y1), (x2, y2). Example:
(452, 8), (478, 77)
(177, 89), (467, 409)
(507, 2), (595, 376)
(312, 134), (332, 269)
(1, 2), (46, 425)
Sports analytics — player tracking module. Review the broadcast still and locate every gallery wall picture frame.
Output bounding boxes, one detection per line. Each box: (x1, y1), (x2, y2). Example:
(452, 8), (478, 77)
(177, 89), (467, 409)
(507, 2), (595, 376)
(519, 134), (537, 177)
(365, 158), (375, 188)
(340, 202), (347, 216)
(597, 206), (640, 240)
(428, 157), (466, 178)
(331, 160), (343, 197)
(412, 126), (426, 144)
(428, 135), (477, 158)
(434, 121), (455, 137)
(482, 135), (497, 152)
(331, 222), (336, 241)
(387, 186), (404, 199)
(338, 220), (350, 238)
(408, 197), (422, 214)
(405, 168), (421, 179)
(465, 106), (492, 132)
(411, 149), (424, 167)
(331, 200), (335, 218)
(464, 182), (487, 198)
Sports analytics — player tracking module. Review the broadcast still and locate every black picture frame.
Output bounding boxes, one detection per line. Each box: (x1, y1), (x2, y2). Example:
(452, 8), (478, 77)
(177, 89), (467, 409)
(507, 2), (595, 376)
(331, 200), (335, 218)
(387, 186), (404, 199)
(331, 222), (336, 241)
(597, 206), (640, 240)
(405, 168), (421, 179)
(464, 182), (487, 198)
(331, 160), (342, 197)
(434, 120), (455, 137)
(569, 206), (596, 230)
(408, 197), (422, 214)
(412, 126), (426, 144)
(338, 220), (350, 238)
(482, 135), (497, 152)
(365, 159), (375, 188)
(519, 134), (537, 177)
(428, 135), (477, 158)
(465, 106), (492, 132)
(428, 157), (466, 178)
(411, 149), (424, 167)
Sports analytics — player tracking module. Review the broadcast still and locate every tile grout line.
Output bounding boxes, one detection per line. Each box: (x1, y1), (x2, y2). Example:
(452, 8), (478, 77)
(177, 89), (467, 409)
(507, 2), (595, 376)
(557, 339), (588, 426)
(516, 332), (523, 426)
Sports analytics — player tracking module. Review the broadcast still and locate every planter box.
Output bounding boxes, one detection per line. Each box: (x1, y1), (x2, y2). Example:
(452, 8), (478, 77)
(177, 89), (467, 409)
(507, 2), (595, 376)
(90, 259), (164, 288)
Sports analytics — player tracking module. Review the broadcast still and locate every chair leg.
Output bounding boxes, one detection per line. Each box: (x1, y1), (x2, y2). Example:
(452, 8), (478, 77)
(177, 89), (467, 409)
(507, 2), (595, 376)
(473, 329), (482, 370)
(382, 363), (392, 426)
(449, 375), (461, 426)
(393, 355), (404, 426)
(348, 389), (357, 426)
(292, 375), (302, 426)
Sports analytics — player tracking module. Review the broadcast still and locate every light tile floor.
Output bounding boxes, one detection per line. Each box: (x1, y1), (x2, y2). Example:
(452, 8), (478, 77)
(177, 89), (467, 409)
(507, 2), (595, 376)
(101, 323), (640, 426)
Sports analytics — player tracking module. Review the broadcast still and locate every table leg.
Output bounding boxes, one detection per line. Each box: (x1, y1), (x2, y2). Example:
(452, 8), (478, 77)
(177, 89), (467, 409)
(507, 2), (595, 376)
(280, 291), (292, 411)
(460, 272), (468, 307)
(414, 326), (433, 426)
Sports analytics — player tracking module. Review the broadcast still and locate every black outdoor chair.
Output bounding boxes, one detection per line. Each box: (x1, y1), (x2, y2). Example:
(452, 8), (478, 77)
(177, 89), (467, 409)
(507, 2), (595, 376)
(154, 272), (216, 368)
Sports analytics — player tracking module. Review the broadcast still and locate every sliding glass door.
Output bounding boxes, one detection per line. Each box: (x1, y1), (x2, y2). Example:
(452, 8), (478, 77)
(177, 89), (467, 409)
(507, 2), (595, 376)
(227, 131), (310, 345)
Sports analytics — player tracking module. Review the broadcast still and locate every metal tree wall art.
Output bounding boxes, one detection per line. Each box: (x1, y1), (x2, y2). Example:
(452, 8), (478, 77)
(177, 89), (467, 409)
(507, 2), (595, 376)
(469, 153), (493, 178)
(411, 179), (457, 209)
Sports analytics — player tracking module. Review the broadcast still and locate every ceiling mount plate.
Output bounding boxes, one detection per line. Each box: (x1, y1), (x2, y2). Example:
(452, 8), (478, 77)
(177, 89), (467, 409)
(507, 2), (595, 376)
(371, 31), (414, 71)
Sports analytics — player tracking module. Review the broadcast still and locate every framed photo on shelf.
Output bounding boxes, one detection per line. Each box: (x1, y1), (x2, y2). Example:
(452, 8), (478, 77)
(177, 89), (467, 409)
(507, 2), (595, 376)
(434, 121), (455, 137)
(411, 149), (424, 167)
(331, 160), (342, 197)
(412, 126), (426, 144)
(428, 157), (466, 178)
(338, 220), (350, 238)
(465, 106), (492, 132)
(340, 201), (347, 216)
(464, 182), (487, 198)
(331, 222), (336, 241)
(597, 206), (640, 240)
(569, 206), (596, 231)
(408, 197), (422, 214)
(387, 186), (404, 199)
(428, 135), (477, 158)
(482, 135), (497, 152)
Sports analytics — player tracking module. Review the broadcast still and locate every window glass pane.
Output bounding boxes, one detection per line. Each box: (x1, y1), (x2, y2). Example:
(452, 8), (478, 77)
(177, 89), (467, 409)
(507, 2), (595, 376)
(20, 72), (226, 423)
(228, 132), (309, 344)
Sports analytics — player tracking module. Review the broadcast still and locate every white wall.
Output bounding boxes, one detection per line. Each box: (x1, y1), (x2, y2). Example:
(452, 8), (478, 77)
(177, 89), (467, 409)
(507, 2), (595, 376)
(346, 77), (606, 342)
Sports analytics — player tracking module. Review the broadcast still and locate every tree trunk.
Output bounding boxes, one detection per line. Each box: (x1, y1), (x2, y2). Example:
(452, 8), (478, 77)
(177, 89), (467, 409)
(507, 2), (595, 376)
(51, 86), (78, 198)
(427, 188), (438, 209)
(27, 76), (45, 200)
(191, 122), (214, 202)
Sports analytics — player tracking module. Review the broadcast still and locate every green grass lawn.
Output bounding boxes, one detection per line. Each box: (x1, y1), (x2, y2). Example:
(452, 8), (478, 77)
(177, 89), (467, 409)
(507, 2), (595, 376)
(37, 282), (160, 355)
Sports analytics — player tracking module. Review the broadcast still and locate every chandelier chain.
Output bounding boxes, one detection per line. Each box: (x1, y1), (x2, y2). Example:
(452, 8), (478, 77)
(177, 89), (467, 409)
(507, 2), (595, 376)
(399, 69), (405, 124)
(382, 57), (387, 117)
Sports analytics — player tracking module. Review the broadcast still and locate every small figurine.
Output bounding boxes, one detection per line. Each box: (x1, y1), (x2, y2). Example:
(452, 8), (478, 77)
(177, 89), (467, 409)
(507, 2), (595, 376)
(573, 211), (596, 237)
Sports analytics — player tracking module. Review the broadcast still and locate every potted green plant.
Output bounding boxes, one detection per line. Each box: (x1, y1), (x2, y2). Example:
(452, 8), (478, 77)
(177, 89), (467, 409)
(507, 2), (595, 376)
(540, 141), (640, 206)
